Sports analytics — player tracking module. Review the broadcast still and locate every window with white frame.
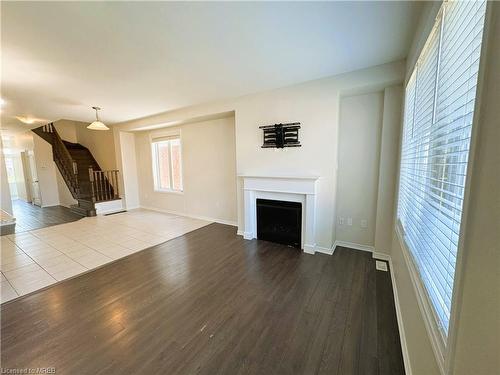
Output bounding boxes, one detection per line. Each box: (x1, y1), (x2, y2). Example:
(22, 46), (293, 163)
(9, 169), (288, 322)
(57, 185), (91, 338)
(397, 0), (486, 339)
(151, 135), (183, 192)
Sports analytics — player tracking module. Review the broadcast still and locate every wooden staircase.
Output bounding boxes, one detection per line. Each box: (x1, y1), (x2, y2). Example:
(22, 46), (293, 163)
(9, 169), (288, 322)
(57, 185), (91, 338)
(32, 123), (120, 216)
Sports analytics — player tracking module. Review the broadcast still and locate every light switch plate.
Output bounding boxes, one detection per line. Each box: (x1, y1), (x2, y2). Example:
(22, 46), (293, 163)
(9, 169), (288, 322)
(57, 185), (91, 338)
(361, 219), (368, 228)
(347, 217), (352, 226)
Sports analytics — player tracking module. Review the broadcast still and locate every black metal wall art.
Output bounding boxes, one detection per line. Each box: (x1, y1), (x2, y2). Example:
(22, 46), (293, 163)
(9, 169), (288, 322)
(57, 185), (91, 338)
(260, 122), (301, 149)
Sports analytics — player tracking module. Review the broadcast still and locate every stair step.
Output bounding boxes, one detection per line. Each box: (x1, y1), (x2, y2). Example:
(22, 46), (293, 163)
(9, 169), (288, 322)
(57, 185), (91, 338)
(77, 199), (95, 209)
(70, 203), (96, 217)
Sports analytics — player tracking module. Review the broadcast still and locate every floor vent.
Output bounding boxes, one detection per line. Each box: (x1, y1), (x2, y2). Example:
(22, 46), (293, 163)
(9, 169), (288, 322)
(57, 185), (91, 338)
(375, 260), (388, 272)
(104, 210), (127, 216)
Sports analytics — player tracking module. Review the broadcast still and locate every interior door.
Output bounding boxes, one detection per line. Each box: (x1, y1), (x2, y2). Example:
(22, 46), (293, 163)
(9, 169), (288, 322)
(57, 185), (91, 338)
(20, 151), (32, 202)
(27, 151), (42, 206)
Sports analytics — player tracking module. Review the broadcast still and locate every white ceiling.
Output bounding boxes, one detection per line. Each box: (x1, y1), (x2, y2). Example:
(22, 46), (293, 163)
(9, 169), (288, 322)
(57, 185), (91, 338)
(1, 1), (422, 133)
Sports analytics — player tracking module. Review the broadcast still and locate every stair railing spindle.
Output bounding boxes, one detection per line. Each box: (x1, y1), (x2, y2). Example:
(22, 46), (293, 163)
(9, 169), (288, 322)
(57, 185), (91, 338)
(101, 171), (105, 201)
(117, 171), (121, 198)
(114, 170), (119, 199)
(89, 167), (95, 202)
(109, 171), (113, 200)
(102, 171), (105, 201)
(98, 171), (103, 201)
(102, 171), (106, 201)
(95, 171), (99, 201)
(104, 171), (111, 200)
(104, 171), (107, 201)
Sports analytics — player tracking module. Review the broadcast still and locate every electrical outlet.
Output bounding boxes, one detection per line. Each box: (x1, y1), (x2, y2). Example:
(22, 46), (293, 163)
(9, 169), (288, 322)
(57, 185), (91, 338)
(361, 219), (368, 228)
(339, 217), (345, 225)
(347, 217), (352, 226)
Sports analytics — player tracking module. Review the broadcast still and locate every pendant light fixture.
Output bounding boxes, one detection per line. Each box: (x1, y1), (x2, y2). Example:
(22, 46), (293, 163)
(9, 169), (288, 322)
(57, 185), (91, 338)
(87, 106), (109, 130)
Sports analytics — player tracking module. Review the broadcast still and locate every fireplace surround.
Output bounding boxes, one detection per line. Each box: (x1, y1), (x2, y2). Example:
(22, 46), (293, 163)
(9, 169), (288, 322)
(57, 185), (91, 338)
(240, 175), (319, 254)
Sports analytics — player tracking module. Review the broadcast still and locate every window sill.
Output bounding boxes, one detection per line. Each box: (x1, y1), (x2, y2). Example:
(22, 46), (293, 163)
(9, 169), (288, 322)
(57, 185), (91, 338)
(154, 189), (184, 195)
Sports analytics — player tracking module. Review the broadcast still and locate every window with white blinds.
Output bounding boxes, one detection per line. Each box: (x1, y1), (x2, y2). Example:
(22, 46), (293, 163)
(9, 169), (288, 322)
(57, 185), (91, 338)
(397, 0), (486, 338)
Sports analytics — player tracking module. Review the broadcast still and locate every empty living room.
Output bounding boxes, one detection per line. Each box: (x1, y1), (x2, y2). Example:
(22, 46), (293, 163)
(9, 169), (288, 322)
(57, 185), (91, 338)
(1, 1), (498, 374)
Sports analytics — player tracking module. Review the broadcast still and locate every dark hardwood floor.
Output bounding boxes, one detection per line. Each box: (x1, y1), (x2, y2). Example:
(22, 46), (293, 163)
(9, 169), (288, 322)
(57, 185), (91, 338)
(0, 223), (404, 375)
(1, 199), (83, 235)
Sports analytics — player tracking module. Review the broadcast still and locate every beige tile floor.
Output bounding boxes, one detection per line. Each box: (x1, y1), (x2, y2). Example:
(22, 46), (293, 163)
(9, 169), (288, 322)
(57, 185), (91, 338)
(0, 209), (210, 303)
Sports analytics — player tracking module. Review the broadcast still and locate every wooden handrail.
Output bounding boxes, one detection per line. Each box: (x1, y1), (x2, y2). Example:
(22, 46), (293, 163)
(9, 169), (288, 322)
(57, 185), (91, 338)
(43, 123), (80, 198)
(51, 124), (74, 167)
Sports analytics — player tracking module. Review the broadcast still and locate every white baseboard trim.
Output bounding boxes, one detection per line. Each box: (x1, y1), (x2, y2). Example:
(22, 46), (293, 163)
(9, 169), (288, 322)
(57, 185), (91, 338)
(369, 251), (412, 375)
(315, 245), (335, 255)
(41, 204), (60, 208)
(388, 256), (412, 375)
(243, 231), (253, 240)
(236, 229), (244, 236)
(140, 206), (238, 227)
(303, 243), (316, 254)
(125, 205), (141, 211)
(334, 240), (375, 253)
(372, 251), (391, 261)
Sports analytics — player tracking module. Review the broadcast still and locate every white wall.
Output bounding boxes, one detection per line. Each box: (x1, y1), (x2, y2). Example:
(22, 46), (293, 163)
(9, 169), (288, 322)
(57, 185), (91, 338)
(12, 154), (28, 201)
(114, 61), (405, 250)
(135, 116), (237, 224)
(55, 168), (77, 208)
(32, 134), (60, 207)
(334, 85), (402, 251)
(0, 139), (13, 215)
(20, 151), (32, 202)
(54, 120), (77, 143)
(336, 91), (384, 246)
(118, 131), (140, 209)
(29, 128), (75, 207)
(375, 85), (403, 253)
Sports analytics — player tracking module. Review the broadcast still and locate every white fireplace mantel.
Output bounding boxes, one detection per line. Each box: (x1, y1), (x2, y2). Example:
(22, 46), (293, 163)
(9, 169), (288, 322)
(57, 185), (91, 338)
(240, 175), (319, 254)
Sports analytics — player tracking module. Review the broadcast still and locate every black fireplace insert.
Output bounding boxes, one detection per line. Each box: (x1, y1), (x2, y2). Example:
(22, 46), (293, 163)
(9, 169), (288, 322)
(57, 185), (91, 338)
(256, 199), (302, 248)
